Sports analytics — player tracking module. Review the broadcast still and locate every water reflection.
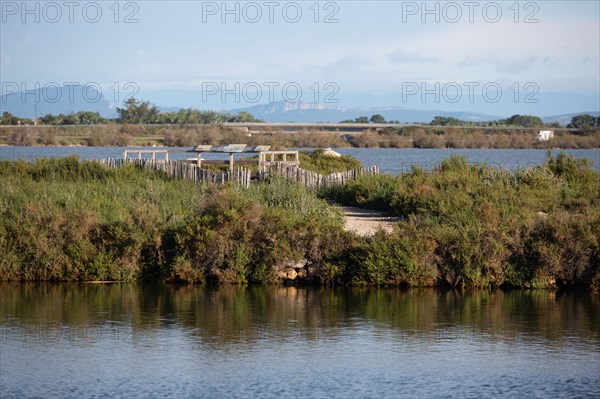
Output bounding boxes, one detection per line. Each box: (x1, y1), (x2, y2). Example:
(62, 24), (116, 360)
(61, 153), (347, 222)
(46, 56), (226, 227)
(2, 284), (599, 399)
(2, 284), (598, 346)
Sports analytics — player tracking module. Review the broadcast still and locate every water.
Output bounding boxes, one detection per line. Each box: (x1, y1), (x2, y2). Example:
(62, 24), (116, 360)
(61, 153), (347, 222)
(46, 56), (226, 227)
(1, 146), (598, 173)
(1, 284), (598, 398)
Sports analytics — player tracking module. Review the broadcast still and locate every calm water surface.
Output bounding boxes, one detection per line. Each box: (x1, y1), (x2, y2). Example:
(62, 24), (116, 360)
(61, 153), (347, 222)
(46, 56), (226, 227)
(1, 284), (598, 398)
(0, 146), (598, 173)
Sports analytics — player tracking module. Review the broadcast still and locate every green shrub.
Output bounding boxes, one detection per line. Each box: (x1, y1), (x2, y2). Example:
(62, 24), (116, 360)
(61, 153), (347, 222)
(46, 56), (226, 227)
(299, 149), (362, 175)
(321, 153), (600, 289)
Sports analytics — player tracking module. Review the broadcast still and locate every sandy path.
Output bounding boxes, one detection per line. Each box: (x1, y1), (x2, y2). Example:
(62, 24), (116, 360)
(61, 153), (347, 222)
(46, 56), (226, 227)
(338, 206), (400, 236)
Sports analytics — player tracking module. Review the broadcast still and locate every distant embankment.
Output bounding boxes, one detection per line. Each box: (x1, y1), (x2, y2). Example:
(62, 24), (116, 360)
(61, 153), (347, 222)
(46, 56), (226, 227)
(0, 123), (597, 149)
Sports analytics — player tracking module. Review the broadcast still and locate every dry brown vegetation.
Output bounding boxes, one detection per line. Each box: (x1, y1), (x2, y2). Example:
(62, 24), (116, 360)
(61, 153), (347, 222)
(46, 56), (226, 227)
(1, 124), (597, 149)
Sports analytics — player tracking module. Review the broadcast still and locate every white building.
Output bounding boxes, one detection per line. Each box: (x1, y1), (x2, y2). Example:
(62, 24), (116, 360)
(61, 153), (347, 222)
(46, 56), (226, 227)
(538, 130), (554, 141)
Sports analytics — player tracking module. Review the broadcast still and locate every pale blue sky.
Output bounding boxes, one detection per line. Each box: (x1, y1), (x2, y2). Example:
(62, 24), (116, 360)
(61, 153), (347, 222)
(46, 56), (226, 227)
(1, 0), (599, 113)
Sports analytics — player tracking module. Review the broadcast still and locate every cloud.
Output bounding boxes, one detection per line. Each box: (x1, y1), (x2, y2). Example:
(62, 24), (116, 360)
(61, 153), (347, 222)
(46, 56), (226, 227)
(458, 55), (498, 67)
(0, 51), (10, 65)
(15, 34), (33, 49)
(387, 49), (439, 64)
(496, 56), (538, 74)
(459, 55), (538, 74)
(328, 53), (365, 71)
(315, 52), (366, 73)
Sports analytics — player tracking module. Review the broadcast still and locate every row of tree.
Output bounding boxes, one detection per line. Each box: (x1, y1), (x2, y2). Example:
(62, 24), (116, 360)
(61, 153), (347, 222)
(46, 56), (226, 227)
(429, 114), (546, 128)
(0, 98), (263, 126)
(429, 114), (600, 130)
(115, 98), (263, 124)
(338, 113), (599, 129)
(340, 114), (401, 124)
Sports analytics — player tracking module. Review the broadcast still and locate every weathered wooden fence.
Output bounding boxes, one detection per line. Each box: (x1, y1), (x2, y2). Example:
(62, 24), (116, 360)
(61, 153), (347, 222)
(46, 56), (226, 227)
(97, 158), (252, 188)
(95, 158), (378, 189)
(260, 163), (379, 188)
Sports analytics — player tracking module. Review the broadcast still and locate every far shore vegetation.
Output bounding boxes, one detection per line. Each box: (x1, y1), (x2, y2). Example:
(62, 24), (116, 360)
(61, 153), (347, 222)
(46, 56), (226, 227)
(1, 98), (598, 149)
(1, 152), (598, 291)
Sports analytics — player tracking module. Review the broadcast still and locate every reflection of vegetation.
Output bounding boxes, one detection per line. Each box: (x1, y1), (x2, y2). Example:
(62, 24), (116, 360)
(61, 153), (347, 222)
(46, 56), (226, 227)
(1, 284), (598, 345)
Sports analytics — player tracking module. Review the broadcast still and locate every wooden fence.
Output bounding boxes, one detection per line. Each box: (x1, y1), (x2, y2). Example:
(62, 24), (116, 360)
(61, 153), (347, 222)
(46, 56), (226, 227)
(97, 158), (252, 188)
(96, 158), (378, 189)
(260, 163), (380, 188)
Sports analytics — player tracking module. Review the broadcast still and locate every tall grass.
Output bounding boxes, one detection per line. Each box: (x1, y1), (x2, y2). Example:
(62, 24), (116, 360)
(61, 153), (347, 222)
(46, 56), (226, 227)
(1, 154), (598, 290)
(3, 124), (597, 149)
(0, 156), (349, 283)
(321, 152), (600, 289)
(298, 149), (363, 174)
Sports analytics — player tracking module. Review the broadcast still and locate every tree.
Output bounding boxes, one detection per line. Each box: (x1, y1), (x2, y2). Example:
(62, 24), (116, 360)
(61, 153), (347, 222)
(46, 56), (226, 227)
(370, 114), (386, 123)
(40, 114), (58, 125)
(568, 114), (599, 130)
(227, 111), (263, 123)
(505, 114), (543, 128)
(62, 113), (80, 125)
(0, 112), (19, 125)
(355, 116), (369, 123)
(430, 116), (461, 126)
(0, 112), (33, 125)
(116, 98), (159, 124)
(77, 111), (105, 125)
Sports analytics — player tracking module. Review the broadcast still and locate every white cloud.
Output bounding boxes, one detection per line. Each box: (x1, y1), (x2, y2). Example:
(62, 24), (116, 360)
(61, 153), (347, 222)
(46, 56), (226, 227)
(496, 56), (538, 74)
(459, 55), (539, 74)
(321, 52), (365, 72)
(16, 34), (33, 49)
(387, 49), (440, 64)
(0, 51), (11, 65)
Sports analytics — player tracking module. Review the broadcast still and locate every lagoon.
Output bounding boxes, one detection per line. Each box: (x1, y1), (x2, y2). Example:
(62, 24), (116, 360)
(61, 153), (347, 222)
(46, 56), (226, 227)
(1, 284), (599, 398)
(0, 146), (598, 173)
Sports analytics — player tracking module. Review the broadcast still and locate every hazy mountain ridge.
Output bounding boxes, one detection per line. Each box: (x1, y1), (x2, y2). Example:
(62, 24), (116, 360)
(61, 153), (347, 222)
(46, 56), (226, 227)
(1, 85), (596, 125)
(1, 84), (118, 119)
(541, 112), (600, 126)
(232, 101), (503, 123)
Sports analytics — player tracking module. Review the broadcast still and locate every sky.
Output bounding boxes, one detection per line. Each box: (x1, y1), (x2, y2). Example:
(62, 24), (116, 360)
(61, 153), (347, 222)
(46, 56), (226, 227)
(1, 0), (599, 114)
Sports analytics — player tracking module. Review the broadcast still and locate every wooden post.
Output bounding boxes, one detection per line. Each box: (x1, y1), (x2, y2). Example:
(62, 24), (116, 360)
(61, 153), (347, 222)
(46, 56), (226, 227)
(152, 151), (156, 161)
(229, 153), (234, 173)
(165, 152), (169, 162)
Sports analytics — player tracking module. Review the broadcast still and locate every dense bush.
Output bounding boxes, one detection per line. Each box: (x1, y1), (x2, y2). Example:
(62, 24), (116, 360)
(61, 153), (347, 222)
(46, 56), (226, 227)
(299, 149), (363, 174)
(3, 124), (597, 148)
(0, 157), (350, 284)
(322, 152), (600, 289)
(1, 154), (598, 290)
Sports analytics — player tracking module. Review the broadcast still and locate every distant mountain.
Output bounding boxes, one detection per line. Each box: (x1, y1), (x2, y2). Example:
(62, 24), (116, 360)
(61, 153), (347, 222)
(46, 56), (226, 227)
(0, 84), (117, 118)
(542, 111), (600, 127)
(231, 101), (504, 123)
(1, 85), (597, 125)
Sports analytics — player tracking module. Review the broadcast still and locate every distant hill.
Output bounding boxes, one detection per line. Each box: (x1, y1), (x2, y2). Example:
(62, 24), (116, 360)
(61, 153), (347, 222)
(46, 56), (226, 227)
(542, 112), (600, 127)
(1, 85), (597, 125)
(1, 84), (117, 119)
(231, 101), (504, 123)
